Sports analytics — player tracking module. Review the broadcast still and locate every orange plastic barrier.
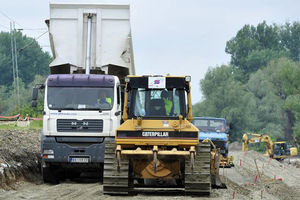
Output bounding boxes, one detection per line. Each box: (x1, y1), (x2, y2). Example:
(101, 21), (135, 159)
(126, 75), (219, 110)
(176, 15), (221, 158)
(0, 114), (20, 119)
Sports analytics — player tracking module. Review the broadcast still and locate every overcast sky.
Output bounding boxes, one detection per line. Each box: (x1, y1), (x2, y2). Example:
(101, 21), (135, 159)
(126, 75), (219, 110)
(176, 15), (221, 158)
(0, 0), (299, 103)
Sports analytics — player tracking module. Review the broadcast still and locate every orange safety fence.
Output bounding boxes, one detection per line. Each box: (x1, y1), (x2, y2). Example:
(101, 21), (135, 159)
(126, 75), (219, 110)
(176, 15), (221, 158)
(0, 114), (20, 119)
(0, 114), (42, 121)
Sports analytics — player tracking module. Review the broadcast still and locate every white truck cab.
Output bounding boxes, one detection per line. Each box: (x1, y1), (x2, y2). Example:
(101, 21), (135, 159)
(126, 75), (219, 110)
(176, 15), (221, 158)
(32, 3), (134, 183)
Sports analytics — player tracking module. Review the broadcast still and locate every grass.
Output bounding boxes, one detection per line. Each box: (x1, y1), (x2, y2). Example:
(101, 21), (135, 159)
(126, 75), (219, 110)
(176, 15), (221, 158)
(0, 120), (42, 130)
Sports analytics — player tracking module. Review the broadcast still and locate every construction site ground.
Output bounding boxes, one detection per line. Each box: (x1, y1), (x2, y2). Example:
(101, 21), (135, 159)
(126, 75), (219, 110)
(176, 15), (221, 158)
(1, 129), (300, 199)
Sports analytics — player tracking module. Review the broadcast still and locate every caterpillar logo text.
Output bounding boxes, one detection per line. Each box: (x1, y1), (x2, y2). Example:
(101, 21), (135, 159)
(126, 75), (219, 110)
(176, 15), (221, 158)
(142, 132), (169, 137)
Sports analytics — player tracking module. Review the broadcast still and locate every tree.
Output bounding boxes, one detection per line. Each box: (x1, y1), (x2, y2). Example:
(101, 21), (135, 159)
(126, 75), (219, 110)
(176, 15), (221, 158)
(0, 31), (51, 87)
(195, 21), (300, 144)
(225, 21), (283, 74)
(225, 21), (300, 78)
(280, 22), (300, 61)
(193, 65), (257, 141)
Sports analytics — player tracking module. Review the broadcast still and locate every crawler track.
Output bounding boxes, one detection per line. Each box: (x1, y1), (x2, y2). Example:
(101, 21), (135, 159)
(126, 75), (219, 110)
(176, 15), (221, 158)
(103, 141), (132, 195)
(184, 143), (211, 195)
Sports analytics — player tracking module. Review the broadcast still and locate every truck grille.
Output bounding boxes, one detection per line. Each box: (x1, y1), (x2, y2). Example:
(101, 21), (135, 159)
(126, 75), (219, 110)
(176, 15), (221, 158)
(57, 119), (103, 132)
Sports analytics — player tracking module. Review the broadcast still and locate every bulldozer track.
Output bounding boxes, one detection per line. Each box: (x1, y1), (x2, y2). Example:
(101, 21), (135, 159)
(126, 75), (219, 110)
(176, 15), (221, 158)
(185, 142), (211, 195)
(103, 141), (132, 195)
(103, 141), (212, 196)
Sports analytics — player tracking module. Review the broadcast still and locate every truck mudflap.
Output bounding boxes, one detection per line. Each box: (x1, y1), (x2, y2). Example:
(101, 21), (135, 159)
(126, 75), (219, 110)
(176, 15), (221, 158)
(41, 136), (107, 164)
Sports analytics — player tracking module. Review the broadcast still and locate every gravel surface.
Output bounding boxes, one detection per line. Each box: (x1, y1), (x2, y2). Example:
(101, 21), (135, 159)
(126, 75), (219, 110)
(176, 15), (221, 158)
(0, 129), (41, 189)
(1, 130), (300, 199)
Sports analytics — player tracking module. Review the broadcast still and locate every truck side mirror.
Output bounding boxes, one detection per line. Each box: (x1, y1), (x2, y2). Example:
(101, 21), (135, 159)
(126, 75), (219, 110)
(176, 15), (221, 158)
(32, 100), (37, 107)
(226, 123), (232, 134)
(32, 87), (39, 107)
(226, 126), (229, 133)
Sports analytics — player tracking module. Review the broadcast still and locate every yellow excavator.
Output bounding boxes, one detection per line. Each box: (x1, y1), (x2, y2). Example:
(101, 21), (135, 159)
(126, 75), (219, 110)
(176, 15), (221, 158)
(103, 75), (224, 195)
(242, 133), (298, 160)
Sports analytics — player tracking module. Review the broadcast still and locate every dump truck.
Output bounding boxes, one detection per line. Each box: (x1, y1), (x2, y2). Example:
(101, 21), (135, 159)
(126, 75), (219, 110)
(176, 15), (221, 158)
(32, 3), (134, 183)
(103, 75), (223, 195)
(192, 117), (234, 167)
(242, 133), (298, 161)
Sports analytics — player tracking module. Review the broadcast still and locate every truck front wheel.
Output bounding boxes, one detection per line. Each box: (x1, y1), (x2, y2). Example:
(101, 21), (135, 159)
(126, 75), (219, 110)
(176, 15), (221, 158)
(42, 165), (59, 184)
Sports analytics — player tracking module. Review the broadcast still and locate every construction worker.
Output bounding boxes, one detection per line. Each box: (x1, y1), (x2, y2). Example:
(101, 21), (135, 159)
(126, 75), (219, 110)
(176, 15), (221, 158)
(161, 90), (173, 116)
(97, 91), (112, 106)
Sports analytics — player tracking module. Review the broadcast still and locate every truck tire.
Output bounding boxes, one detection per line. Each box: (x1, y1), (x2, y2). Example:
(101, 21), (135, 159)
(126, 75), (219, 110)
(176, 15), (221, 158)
(42, 165), (59, 184)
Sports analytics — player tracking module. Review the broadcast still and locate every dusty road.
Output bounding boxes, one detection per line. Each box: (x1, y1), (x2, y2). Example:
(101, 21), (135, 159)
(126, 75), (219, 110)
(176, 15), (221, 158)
(2, 150), (300, 200)
(1, 130), (300, 200)
(0, 181), (238, 200)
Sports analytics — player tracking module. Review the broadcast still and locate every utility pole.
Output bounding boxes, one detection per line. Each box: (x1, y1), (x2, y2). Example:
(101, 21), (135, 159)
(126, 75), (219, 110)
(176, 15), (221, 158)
(10, 21), (20, 112)
(10, 22), (17, 111)
(13, 22), (20, 110)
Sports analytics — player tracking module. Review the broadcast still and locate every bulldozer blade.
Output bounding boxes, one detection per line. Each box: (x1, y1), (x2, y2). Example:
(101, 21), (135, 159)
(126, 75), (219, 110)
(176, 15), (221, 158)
(211, 174), (227, 188)
(211, 152), (226, 188)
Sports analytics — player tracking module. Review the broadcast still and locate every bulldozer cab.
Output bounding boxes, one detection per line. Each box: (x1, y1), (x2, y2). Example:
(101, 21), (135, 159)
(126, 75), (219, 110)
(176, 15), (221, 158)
(102, 75), (223, 195)
(274, 142), (298, 157)
(117, 75), (198, 147)
(130, 86), (184, 118)
(273, 142), (288, 156)
(123, 76), (192, 121)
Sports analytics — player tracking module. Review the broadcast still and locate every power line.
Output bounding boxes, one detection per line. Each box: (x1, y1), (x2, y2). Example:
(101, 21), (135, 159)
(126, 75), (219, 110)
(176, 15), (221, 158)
(18, 30), (48, 52)
(0, 10), (14, 22)
(0, 10), (23, 28)
(0, 23), (9, 30)
(0, 10), (47, 33)
(22, 28), (47, 31)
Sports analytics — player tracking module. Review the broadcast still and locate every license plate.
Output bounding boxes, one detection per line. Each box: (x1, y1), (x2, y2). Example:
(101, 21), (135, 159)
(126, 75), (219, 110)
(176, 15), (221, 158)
(69, 157), (89, 163)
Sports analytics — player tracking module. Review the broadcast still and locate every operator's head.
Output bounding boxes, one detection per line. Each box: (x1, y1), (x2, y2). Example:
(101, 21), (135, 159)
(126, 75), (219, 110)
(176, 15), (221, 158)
(161, 90), (169, 100)
(100, 91), (107, 99)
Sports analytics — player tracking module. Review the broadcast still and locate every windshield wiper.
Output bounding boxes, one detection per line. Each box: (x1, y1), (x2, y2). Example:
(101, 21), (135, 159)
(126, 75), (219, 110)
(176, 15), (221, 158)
(77, 107), (104, 112)
(53, 108), (76, 110)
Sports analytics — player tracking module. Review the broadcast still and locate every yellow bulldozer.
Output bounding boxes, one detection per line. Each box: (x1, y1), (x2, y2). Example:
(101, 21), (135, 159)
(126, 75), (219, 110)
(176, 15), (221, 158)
(242, 133), (298, 160)
(103, 75), (224, 195)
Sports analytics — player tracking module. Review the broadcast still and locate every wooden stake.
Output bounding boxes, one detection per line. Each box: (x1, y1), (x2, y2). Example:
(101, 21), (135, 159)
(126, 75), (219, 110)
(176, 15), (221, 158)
(254, 159), (263, 189)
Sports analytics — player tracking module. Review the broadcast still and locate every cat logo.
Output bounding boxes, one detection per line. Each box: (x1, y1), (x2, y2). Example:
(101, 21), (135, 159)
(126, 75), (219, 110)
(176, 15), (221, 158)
(142, 132), (169, 137)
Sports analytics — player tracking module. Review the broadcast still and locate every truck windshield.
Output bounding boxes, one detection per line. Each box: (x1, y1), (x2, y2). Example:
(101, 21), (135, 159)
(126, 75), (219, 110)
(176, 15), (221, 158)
(193, 119), (226, 133)
(47, 87), (114, 110)
(131, 88), (185, 118)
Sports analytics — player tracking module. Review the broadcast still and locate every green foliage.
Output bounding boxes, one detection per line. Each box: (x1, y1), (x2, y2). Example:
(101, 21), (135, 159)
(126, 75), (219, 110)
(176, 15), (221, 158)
(225, 21), (300, 77)
(193, 65), (258, 141)
(280, 22), (300, 61)
(0, 75), (46, 117)
(195, 57), (300, 144)
(0, 31), (51, 87)
(248, 143), (266, 153)
(195, 21), (300, 146)
(0, 30), (49, 117)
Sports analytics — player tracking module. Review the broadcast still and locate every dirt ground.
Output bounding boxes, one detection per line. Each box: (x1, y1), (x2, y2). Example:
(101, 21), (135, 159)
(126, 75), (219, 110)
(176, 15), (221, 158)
(1, 130), (300, 200)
